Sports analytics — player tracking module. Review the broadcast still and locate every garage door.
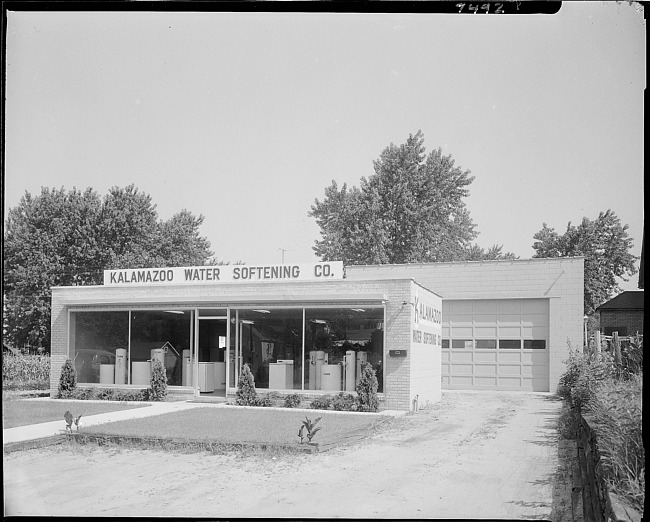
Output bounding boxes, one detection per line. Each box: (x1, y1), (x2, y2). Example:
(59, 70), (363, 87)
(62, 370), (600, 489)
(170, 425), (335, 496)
(441, 299), (549, 391)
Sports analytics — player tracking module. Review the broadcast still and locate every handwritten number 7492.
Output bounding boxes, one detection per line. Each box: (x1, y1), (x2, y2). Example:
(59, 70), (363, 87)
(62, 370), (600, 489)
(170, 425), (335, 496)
(456, 3), (505, 13)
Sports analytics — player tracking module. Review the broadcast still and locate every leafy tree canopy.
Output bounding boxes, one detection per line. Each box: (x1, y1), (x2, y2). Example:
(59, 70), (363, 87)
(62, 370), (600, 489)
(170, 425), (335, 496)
(3, 184), (214, 352)
(532, 209), (638, 315)
(310, 131), (515, 264)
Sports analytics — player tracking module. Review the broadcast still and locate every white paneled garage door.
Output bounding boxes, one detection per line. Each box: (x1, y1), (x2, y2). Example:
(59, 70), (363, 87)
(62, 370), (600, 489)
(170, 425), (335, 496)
(441, 299), (549, 391)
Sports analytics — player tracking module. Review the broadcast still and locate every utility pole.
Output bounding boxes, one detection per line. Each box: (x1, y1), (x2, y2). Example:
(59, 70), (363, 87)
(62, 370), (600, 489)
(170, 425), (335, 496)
(278, 248), (287, 264)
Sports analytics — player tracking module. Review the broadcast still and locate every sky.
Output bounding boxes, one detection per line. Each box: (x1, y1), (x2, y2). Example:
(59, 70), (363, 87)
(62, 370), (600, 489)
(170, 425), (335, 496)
(4, 2), (645, 291)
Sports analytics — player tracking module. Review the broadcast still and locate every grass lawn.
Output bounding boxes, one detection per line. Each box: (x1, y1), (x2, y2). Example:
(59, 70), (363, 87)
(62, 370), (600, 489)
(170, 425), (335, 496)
(81, 407), (389, 445)
(2, 398), (151, 429)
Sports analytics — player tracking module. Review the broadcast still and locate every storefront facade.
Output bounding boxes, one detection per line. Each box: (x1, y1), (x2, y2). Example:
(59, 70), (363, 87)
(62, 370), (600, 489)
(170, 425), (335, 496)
(50, 262), (442, 411)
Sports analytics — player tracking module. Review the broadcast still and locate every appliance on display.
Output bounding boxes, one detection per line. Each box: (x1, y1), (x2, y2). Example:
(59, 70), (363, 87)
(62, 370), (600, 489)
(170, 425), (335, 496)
(182, 349), (191, 386)
(315, 351), (327, 390)
(99, 364), (115, 385)
(321, 363), (342, 391)
(131, 361), (150, 385)
(309, 351), (317, 390)
(269, 360), (294, 389)
(344, 350), (356, 391)
(356, 351), (368, 383)
(115, 348), (127, 385)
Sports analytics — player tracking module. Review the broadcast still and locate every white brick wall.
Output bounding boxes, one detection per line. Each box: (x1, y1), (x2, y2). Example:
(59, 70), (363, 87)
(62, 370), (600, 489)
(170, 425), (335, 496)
(347, 258), (584, 393)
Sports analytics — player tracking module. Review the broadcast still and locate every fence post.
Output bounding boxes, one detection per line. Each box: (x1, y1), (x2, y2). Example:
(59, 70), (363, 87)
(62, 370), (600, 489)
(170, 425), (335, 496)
(612, 331), (622, 369)
(594, 331), (601, 361)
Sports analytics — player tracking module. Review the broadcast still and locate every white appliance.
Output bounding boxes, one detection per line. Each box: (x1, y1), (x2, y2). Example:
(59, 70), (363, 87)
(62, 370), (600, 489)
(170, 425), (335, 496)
(356, 351), (368, 383)
(345, 350), (356, 391)
(182, 349), (191, 386)
(315, 351), (327, 390)
(99, 364), (115, 384)
(132, 361), (150, 385)
(114, 349), (127, 385)
(198, 362), (216, 392)
(321, 364), (342, 391)
(309, 351), (317, 390)
(269, 360), (294, 389)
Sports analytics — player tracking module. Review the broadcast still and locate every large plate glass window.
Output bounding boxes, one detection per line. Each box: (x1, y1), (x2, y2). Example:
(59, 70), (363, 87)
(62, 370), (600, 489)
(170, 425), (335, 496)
(70, 311), (128, 384)
(304, 307), (384, 393)
(236, 308), (303, 390)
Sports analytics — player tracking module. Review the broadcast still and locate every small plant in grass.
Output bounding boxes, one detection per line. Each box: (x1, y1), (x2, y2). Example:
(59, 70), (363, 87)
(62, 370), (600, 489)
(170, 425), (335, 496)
(57, 358), (77, 398)
(298, 416), (322, 444)
(356, 362), (379, 412)
(149, 359), (167, 401)
(284, 393), (302, 408)
(235, 363), (257, 406)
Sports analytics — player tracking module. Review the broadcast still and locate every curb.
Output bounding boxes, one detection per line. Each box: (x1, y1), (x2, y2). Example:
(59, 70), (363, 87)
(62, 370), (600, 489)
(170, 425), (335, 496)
(3, 434), (67, 454)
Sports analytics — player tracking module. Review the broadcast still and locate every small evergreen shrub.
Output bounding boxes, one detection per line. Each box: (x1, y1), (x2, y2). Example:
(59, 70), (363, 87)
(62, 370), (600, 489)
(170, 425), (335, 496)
(149, 359), (168, 401)
(310, 395), (333, 410)
(356, 362), (379, 412)
(57, 358), (77, 398)
(332, 392), (358, 411)
(235, 363), (257, 406)
(284, 393), (302, 408)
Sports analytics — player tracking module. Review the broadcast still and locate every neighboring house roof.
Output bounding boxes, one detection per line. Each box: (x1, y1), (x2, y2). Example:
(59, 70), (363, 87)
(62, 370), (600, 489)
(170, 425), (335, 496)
(597, 291), (645, 311)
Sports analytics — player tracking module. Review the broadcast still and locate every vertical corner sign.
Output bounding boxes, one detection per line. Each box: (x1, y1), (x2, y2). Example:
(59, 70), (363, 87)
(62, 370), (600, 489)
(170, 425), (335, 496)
(104, 261), (345, 286)
(411, 290), (442, 347)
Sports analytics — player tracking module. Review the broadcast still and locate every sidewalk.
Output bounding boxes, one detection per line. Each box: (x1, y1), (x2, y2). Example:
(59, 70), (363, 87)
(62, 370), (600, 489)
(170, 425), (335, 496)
(3, 399), (226, 446)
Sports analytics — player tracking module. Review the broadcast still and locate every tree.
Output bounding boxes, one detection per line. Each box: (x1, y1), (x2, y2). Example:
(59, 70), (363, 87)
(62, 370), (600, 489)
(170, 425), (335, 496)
(310, 131), (492, 264)
(532, 210), (638, 315)
(3, 185), (214, 352)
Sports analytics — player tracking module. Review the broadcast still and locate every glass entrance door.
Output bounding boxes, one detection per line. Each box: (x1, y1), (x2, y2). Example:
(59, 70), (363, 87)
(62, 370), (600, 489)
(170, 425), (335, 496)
(196, 309), (228, 395)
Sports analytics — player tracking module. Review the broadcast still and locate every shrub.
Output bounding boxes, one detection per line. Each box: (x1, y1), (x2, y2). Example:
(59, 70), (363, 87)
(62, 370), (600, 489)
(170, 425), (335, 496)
(310, 395), (333, 410)
(251, 395), (274, 407)
(284, 393), (302, 408)
(557, 347), (614, 409)
(57, 358), (77, 398)
(332, 392), (358, 411)
(584, 373), (644, 513)
(148, 359), (167, 401)
(235, 363), (257, 406)
(2, 353), (50, 390)
(68, 387), (149, 401)
(356, 362), (379, 412)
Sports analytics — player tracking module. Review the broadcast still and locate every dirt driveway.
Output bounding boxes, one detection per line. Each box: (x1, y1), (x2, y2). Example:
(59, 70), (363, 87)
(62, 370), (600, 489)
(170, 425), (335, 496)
(4, 391), (563, 519)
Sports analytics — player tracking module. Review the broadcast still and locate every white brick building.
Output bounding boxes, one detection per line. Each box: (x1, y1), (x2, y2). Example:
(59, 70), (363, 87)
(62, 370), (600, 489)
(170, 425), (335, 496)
(49, 258), (583, 410)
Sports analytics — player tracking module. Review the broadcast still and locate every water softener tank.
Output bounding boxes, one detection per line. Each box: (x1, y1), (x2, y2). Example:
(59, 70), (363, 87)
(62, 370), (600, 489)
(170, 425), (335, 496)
(182, 349), (191, 386)
(309, 351), (317, 390)
(315, 351), (326, 390)
(115, 348), (127, 385)
(321, 364), (342, 391)
(345, 350), (356, 391)
(356, 351), (368, 384)
(99, 364), (115, 384)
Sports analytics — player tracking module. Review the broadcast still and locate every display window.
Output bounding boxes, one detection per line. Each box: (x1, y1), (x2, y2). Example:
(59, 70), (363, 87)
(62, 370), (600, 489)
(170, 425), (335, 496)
(69, 304), (385, 394)
(70, 309), (192, 386)
(235, 308), (303, 390)
(70, 311), (128, 384)
(304, 307), (384, 393)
